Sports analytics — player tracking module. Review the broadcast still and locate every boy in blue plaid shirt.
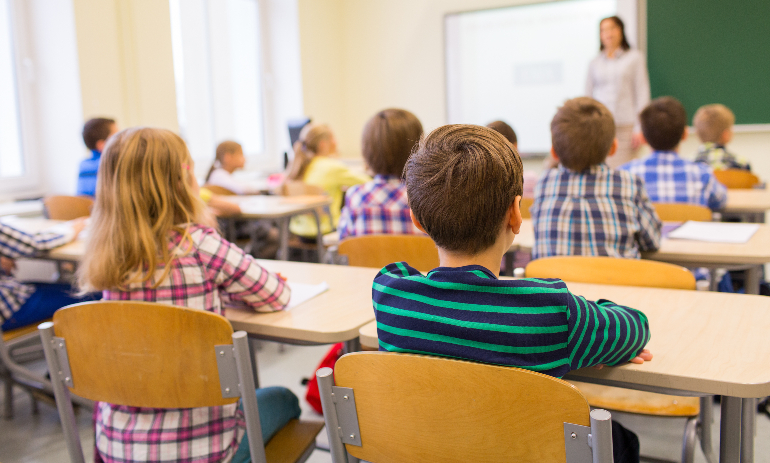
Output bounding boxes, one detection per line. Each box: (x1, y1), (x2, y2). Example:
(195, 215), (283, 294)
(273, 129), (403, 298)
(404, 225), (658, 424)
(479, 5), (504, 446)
(531, 97), (661, 260)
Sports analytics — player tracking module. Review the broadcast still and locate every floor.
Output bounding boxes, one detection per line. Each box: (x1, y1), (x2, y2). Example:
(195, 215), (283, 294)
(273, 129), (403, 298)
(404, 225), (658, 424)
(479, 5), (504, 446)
(1, 341), (769, 463)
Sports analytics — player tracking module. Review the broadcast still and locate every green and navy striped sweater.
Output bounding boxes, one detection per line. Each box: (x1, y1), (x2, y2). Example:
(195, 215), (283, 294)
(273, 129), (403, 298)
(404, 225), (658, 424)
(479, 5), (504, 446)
(373, 262), (650, 378)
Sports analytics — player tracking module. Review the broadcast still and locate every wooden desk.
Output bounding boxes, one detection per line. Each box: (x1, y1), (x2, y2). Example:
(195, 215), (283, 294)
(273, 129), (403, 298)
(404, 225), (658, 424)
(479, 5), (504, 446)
(359, 281), (770, 462)
(724, 189), (770, 222)
(225, 195), (332, 261)
(514, 219), (770, 293)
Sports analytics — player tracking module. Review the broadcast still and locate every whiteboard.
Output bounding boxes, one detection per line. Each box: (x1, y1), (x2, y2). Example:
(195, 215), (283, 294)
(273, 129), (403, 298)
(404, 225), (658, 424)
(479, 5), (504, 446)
(445, 0), (638, 156)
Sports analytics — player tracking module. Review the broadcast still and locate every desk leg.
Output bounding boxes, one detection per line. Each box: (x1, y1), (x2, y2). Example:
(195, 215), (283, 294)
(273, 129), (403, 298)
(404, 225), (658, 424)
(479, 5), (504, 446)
(311, 209), (325, 263)
(700, 396), (717, 463)
(745, 267), (761, 295)
(343, 338), (361, 354)
(720, 396), (742, 463)
(741, 398), (755, 463)
(278, 218), (289, 261)
(248, 337), (260, 389)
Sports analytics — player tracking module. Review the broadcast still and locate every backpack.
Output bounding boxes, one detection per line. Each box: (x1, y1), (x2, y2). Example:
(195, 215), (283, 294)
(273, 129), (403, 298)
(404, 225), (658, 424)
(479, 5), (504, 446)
(305, 343), (344, 414)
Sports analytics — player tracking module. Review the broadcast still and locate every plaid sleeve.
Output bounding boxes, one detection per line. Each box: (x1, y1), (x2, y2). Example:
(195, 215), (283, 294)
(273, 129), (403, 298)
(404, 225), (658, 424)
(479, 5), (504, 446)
(566, 293), (650, 370)
(704, 170), (728, 211)
(337, 186), (357, 241)
(0, 222), (73, 258)
(633, 177), (661, 251)
(197, 228), (291, 312)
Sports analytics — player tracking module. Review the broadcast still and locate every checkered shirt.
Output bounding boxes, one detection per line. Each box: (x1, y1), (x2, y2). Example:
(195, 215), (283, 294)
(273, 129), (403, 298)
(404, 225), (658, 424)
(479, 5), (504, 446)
(695, 143), (751, 171)
(337, 175), (421, 241)
(531, 164), (661, 260)
(0, 222), (74, 322)
(619, 151), (728, 211)
(94, 225), (290, 463)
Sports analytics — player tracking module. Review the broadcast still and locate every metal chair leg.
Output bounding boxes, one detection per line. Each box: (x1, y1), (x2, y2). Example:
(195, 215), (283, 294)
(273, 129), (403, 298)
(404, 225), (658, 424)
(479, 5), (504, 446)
(699, 396), (717, 463)
(2, 375), (12, 419)
(681, 417), (697, 463)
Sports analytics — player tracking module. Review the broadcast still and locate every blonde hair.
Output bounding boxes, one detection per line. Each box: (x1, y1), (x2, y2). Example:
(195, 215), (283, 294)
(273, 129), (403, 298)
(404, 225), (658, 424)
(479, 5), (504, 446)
(205, 140), (243, 182)
(285, 123), (333, 181)
(694, 104), (735, 143)
(78, 127), (206, 292)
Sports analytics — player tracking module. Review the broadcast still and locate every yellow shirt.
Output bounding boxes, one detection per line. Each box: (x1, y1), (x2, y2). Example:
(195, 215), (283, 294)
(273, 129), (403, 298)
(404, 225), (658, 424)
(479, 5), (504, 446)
(289, 156), (371, 238)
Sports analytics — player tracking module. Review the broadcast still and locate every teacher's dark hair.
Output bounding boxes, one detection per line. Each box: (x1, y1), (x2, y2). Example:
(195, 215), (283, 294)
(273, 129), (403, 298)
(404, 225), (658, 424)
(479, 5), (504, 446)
(600, 16), (630, 51)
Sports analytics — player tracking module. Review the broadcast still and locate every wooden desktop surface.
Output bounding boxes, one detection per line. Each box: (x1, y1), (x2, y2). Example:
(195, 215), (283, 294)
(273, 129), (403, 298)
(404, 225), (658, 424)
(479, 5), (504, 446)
(360, 281), (770, 398)
(514, 219), (770, 266)
(227, 195), (331, 219)
(724, 189), (770, 213)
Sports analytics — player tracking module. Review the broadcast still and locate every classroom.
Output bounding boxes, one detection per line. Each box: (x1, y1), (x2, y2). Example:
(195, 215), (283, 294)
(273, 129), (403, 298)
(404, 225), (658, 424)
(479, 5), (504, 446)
(1, 0), (770, 462)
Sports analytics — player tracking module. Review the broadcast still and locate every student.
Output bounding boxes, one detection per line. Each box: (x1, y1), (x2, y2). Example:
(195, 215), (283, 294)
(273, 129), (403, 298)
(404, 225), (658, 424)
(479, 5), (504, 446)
(205, 140), (265, 194)
(285, 123), (370, 239)
(531, 97), (661, 260)
(373, 124), (650, 463)
(76, 117), (118, 197)
(486, 120), (538, 198)
(1, 219), (99, 332)
(338, 108), (423, 240)
(693, 104), (750, 171)
(77, 127), (300, 463)
(620, 97), (727, 211)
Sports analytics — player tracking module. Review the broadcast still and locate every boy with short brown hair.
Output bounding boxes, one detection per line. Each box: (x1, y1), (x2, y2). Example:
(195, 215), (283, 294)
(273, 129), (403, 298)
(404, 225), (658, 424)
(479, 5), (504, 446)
(531, 97), (661, 260)
(77, 117), (118, 197)
(693, 103), (750, 171)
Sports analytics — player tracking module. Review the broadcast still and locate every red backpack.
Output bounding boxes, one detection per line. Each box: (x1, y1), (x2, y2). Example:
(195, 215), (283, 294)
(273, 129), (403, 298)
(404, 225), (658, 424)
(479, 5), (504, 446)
(305, 343), (344, 414)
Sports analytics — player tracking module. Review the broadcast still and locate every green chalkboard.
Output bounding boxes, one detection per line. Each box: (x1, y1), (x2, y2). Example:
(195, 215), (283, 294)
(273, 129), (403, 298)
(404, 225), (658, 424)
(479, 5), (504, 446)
(647, 0), (770, 125)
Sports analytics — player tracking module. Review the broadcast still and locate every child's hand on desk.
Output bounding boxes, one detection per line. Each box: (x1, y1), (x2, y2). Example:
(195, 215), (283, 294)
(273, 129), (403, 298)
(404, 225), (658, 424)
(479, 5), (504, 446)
(591, 349), (653, 370)
(1, 256), (16, 274)
(68, 217), (88, 238)
(276, 272), (287, 282)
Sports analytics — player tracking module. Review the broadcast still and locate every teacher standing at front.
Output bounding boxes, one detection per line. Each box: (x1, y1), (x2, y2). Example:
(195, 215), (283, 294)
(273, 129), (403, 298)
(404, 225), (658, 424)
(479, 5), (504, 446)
(586, 16), (650, 168)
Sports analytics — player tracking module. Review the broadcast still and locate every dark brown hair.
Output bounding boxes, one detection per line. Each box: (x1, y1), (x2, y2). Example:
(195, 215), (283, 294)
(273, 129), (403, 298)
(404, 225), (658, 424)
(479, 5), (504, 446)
(486, 120), (517, 145)
(551, 97), (616, 172)
(82, 117), (116, 151)
(404, 124), (523, 255)
(599, 16), (630, 51)
(206, 140), (243, 182)
(362, 109), (423, 176)
(640, 97), (687, 151)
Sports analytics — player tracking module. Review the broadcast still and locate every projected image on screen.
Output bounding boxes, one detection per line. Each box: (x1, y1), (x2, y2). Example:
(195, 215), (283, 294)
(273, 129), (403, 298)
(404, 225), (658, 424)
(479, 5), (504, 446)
(446, 0), (636, 156)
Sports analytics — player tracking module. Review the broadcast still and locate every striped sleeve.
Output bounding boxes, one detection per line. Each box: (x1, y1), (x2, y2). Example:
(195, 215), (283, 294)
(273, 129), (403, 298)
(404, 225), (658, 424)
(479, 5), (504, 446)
(566, 293), (650, 370)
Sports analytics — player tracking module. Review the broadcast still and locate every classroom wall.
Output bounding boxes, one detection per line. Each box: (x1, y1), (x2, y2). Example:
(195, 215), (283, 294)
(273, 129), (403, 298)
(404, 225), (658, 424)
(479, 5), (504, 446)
(297, 0), (770, 181)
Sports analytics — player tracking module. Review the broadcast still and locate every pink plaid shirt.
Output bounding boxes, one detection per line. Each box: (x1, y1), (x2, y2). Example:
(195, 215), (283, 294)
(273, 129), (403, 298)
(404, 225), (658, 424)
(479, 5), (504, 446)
(94, 225), (290, 463)
(337, 175), (421, 241)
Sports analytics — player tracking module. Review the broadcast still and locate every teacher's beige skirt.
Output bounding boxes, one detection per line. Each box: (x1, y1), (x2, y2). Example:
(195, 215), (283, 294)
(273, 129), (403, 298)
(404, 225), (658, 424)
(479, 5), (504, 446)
(605, 125), (637, 169)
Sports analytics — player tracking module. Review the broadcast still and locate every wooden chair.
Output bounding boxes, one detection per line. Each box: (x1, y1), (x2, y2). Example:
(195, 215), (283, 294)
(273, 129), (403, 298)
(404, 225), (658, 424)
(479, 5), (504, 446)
(0, 320), (55, 418)
(316, 352), (614, 463)
(713, 169), (760, 189)
(39, 301), (323, 463)
(337, 235), (439, 272)
(525, 256), (715, 463)
(43, 196), (93, 220)
(520, 197), (533, 219)
(653, 202), (713, 222)
(202, 184), (238, 196)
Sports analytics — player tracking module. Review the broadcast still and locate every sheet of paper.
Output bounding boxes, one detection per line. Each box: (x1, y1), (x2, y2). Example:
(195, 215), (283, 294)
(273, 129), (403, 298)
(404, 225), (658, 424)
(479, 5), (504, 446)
(287, 281), (330, 310)
(666, 221), (760, 244)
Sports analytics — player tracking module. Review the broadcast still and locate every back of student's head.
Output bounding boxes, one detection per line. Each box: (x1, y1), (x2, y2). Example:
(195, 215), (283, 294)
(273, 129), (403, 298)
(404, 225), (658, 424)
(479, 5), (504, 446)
(405, 124), (523, 255)
(82, 117), (116, 150)
(362, 108), (423, 176)
(486, 120), (517, 146)
(640, 97), (687, 151)
(551, 97), (615, 171)
(79, 127), (205, 292)
(206, 140), (243, 182)
(693, 104), (735, 144)
(286, 123), (334, 181)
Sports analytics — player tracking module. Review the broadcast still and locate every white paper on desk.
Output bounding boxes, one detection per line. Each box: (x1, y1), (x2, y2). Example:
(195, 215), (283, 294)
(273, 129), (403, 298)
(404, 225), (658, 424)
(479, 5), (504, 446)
(287, 281), (329, 310)
(666, 221), (760, 244)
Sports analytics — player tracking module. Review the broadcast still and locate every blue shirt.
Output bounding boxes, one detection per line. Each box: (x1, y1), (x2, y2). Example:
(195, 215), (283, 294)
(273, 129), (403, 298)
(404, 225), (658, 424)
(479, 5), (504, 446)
(76, 149), (101, 197)
(373, 262), (651, 378)
(619, 151), (727, 211)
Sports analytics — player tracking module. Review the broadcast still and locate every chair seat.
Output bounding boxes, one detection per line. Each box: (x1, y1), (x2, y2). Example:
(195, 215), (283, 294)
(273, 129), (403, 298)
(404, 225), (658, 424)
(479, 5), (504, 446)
(265, 419), (325, 463)
(570, 381), (699, 417)
(3, 319), (51, 342)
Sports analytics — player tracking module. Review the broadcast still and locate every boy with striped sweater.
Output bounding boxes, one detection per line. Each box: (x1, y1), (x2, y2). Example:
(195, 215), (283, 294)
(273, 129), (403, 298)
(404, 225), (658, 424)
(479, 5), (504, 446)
(372, 125), (650, 462)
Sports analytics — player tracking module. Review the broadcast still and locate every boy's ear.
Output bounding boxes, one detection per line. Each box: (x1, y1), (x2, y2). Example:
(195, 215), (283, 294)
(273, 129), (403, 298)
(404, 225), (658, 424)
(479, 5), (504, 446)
(509, 196), (523, 234)
(95, 139), (107, 152)
(681, 126), (689, 142)
(550, 147), (560, 162)
(607, 138), (619, 157)
(410, 209), (427, 234)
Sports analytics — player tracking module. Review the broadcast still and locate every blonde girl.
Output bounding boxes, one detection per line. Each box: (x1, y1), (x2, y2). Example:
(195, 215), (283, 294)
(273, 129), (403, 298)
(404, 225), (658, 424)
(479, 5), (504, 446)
(285, 123), (370, 239)
(78, 127), (299, 463)
(205, 140), (264, 194)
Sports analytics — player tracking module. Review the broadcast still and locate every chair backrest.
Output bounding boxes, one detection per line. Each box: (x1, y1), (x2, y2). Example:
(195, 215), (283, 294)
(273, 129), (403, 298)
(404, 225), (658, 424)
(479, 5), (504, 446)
(713, 169), (760, 189)
(43, 196), (93, 220)
(520, 197), (534, 219)
(49, 301), (238, 408)
(653, 202), (712, 222)
(202, 184), (237, 196)
(282, 180), (325, 196)
(320, 352), (596, 462)
(526, 256), (696, 290)
(337, 235), (439, 272)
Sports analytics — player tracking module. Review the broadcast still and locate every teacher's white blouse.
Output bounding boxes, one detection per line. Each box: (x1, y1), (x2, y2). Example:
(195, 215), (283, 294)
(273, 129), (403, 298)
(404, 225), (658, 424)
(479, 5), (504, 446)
(586, 48), (650, 128)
